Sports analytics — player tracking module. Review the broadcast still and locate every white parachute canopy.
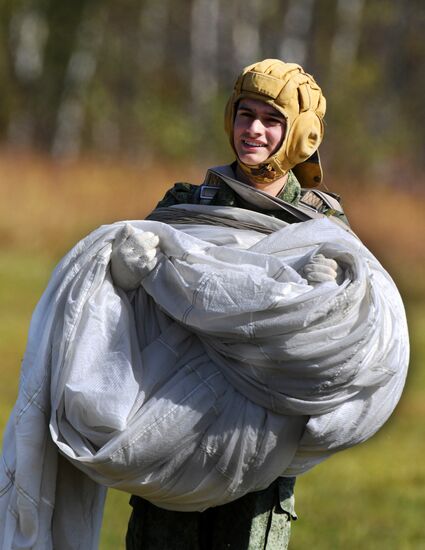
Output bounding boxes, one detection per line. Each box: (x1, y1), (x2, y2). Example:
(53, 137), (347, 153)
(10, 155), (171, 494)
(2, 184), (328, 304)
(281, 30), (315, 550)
(0, 205), (409, 550)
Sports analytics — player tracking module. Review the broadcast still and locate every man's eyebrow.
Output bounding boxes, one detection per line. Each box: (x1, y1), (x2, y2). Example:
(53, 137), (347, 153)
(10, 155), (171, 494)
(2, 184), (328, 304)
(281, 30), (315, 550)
(237, 104), (255, 112)
(238, 104), (285, 119)
(264, 111), (285, 119)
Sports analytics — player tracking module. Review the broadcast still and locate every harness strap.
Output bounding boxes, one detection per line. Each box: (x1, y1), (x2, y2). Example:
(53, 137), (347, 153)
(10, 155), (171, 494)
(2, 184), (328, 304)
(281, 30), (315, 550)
(300, 189), (344, 215)
(198, 171), (222, 205)
(195, 167), (354, 236)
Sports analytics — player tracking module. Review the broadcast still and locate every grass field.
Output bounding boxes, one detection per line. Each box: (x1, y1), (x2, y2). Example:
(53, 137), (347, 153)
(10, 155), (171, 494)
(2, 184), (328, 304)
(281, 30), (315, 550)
(0, 151), (424, 549)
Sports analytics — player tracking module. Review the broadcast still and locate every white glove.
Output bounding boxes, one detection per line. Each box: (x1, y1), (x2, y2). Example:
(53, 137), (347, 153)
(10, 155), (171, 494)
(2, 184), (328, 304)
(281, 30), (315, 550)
(110, 224), (160, 291)
(303, 254), (343, 285)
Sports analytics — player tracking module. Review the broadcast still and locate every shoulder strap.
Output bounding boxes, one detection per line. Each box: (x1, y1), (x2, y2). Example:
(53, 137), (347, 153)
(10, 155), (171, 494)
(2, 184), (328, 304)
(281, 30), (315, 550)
(196, 167), (357, 237)
(300, 189), (344, 215)
(197, 171), (222, 205)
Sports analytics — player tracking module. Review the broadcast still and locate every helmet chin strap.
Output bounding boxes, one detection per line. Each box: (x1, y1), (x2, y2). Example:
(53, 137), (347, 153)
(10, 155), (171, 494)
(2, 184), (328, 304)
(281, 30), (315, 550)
(236, 153), (290, 185)
(234, 118), (291, 185)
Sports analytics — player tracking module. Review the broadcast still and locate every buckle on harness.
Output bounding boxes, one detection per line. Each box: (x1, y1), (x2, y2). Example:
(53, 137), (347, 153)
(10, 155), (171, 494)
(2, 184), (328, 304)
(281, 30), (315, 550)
(199, 185), (220, 200)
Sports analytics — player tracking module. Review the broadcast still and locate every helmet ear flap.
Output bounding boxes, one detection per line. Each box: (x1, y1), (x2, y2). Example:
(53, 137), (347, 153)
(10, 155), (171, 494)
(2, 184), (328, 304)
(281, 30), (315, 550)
(285, 111), (323, 166)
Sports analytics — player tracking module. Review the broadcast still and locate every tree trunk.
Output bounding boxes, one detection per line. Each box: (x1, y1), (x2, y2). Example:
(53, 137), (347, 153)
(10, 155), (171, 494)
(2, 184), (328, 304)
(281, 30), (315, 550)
(279, 0), (316, 66)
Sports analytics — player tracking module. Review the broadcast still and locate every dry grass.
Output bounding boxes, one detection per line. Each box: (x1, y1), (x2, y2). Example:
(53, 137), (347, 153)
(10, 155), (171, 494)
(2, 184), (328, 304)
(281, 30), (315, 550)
(343, 184), (425, 262)
(340, 182), (425, 297)
(1, 151), (424, 263)
(0, 150), (205, 258)
(2, 149), (423, 300)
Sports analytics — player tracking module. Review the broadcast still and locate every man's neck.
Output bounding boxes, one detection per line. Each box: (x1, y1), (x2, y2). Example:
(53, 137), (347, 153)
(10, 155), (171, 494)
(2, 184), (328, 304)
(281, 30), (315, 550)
(235, 165), (288, 197)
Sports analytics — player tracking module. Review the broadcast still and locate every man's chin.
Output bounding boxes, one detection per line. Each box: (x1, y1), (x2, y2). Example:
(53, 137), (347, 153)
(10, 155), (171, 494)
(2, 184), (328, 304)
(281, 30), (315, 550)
(238, 155), (267, 166)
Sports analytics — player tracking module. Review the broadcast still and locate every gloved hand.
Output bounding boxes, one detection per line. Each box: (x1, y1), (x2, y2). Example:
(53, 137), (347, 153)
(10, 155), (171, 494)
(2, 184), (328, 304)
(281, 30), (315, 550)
(303, 254), (343, 285)
(110, 224), (160, 291)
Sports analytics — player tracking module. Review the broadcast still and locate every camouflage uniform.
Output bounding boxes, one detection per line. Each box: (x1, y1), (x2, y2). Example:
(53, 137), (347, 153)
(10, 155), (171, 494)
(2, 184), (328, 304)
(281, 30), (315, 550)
(154, 167), (348, 225)
(126, 167), (347, 550)
(156, 171), (300, 211)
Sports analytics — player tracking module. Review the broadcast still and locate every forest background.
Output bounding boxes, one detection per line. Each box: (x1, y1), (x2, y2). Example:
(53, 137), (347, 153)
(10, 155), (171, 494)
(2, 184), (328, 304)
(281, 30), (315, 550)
(0, 0), (424, 548)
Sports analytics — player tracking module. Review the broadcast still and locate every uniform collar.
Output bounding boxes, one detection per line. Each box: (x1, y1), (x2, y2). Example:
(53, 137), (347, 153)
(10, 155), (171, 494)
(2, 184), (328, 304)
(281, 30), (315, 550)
(203, 163), (301, 208)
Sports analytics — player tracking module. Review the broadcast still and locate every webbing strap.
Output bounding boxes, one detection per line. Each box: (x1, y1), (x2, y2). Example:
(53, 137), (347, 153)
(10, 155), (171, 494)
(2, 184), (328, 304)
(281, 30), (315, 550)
(147, 207), (274, 234)
(311, 189), (344, 214)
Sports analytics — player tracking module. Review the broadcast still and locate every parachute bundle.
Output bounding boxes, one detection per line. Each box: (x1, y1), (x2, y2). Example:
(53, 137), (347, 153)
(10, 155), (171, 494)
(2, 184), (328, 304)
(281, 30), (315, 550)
(0, 205), (408, 549)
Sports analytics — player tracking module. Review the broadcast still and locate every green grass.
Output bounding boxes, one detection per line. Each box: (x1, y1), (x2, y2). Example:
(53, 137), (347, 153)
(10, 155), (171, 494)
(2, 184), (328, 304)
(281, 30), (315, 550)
(291, 410), (425, 549)
(0, 252), (55, 422)
(1, 249), (423, 549)
(100, 490), (129, 549)
(290, 301), (425, 550)
(0, 250), (127, 549)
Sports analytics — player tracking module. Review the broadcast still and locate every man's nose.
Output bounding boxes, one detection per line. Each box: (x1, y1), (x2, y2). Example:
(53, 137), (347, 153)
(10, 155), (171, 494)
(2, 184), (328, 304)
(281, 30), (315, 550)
(247, 117), (264, 134)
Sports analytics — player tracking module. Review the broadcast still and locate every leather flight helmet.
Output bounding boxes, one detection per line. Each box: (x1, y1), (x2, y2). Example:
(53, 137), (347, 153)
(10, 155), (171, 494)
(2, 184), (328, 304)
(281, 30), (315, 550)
(224, 59), (326, 187)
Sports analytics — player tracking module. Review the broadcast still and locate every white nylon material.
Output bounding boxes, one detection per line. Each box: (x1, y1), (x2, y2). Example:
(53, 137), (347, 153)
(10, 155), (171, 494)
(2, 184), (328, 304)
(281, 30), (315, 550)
(0, 206), (409, 549)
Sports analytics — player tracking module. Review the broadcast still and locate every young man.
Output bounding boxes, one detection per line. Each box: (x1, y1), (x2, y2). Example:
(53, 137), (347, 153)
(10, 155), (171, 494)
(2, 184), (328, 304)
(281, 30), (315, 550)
(112, 59), (346, 549)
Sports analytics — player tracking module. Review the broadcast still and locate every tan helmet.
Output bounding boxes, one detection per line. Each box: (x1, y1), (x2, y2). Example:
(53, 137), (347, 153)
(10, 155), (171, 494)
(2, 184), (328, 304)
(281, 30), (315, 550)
(224, 59), (326, 187)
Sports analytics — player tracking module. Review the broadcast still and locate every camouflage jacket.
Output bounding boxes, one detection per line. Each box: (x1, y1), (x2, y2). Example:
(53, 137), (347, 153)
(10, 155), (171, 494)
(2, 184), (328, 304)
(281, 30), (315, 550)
(155, 164), (349, 226)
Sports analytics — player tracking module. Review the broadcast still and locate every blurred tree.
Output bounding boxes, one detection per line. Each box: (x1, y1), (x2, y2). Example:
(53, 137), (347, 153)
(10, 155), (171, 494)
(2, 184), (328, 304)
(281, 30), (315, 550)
(4, 0), (97, 152)
(5, 0), (48, 147)
(279, 0), (315, 66)
(0, 0), (423, 179)
(51, 2), (106, 157)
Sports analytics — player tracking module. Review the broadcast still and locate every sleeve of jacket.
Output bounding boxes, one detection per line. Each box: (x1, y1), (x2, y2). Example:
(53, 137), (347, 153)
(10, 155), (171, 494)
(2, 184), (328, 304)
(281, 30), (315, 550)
(155, 183), (199, 208)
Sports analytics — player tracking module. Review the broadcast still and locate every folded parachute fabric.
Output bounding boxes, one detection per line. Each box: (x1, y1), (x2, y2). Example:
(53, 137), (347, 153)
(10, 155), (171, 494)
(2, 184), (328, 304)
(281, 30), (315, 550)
(0, 205), (409, 549)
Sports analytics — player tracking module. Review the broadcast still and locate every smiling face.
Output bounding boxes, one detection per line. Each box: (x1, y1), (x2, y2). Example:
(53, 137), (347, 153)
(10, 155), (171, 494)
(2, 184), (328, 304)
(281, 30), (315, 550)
(233, 98), (287, 166)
